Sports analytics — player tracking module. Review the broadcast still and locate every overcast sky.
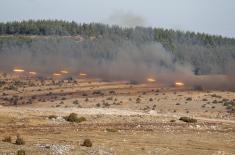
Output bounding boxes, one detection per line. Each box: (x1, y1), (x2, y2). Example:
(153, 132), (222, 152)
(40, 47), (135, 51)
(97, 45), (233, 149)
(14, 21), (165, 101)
(0, 0), (234, 37)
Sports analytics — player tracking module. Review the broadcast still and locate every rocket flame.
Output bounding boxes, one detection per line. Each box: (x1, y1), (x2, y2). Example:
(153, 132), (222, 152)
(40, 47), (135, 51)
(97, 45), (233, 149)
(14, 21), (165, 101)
(29, 72), (37, 75)
(147, 78), (156, 82)
(53, 73), (61, 76)
(13, 69), (25, 73)
(61, 70), (69, 74)
(175, 82), (185, 86)
(80, 72), (87, 76)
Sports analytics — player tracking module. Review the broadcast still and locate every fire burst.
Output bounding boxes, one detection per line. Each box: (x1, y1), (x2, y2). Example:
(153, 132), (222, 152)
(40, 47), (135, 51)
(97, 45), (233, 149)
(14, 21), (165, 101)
(53, 73), (61, 76)
(13, 69), (25, 73)
(29, 72), (37, 75)
(147, 78), (156, 82)
(175, 82), (185, 86)
(61, 70), (69, 74)
(79, 72), (87, 76)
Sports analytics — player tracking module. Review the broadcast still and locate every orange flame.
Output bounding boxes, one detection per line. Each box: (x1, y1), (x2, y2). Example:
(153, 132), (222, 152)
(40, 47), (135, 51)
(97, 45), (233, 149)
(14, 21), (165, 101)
(80, 72), (87, 76)
(13, 69), (25, 73)
(175, 82), (185, 86)
(147, 78), (156, 82)
(53, 73), (61, 76)
(61, 70), (69, 74)
(29, 72), (37, 75)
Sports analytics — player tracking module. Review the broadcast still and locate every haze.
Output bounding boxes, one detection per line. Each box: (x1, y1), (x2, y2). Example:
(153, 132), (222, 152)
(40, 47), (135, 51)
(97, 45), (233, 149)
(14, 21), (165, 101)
(0, 0), (234, 37)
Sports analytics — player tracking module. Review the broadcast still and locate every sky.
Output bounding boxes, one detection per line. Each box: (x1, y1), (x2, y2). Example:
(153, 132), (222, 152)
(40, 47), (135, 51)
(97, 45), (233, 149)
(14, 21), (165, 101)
(0, 0), (234, 37)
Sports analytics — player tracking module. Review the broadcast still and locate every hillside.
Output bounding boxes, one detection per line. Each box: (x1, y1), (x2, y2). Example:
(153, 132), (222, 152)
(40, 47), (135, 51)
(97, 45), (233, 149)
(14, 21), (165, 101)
(0, 20), (235, 77)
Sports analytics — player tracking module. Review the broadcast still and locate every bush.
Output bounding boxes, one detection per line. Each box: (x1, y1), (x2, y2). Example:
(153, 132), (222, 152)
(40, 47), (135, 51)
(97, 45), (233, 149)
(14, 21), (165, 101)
(109, 90), (116, 94)
(186, 97), (192, 101)
(81, 139), (92, 147)
(15, 135), (25, 145)
(136, 98), (141, 103)
(106, 128), (118, 132)
(106, 97), (113, 101)
(64, 113), (86, 123)
(193, 85), (203, 91)
(17, 150), (26, 155)
(103, 102), (110, 107)
(73, 100), (79, 105)
(179, 117), (197, 123)
(211, 94), (222, 98)
(48, 115), (57, 119)
(130, 80), (138, 85)
(61, 97), (66, 100)
(2, 136), (11, 143)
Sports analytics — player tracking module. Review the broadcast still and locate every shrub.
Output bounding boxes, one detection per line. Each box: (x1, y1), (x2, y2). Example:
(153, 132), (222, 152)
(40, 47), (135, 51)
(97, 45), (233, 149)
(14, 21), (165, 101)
(179, 117), (197, 123)
(211, 94), (222, 98)
(106, 97), (113, 100)
(77, 117), (87, 122)
(186, 97), (192, 101)
(2, 136), (11, 143)
(73, 100), (79, 105)
(193, 85), (203, 91)
(152, 104), (157, 110)
(222, 98), (229, 102)
(82, 93), (88, 96)
(92, 91), (102, 95)
(64, 113), (86, 123)
(103, 102), (110, 107)
(136, 98), (141, 103)
(15, 135), (25, 145)
(130, 80), (138, 85)
(17, 150), (26, 155)
(106, 128), (118, 132)
(48, 115), (57, 119)
(149, 98), (153, 102)
(109, 90), (116, 94)
(81, 139), (92, 147)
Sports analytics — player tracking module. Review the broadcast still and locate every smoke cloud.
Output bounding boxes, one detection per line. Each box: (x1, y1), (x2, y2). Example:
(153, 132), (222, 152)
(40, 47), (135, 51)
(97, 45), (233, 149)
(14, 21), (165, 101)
(0, 37), (192, 81)
(106, 11), (147, 27)
(0, 35), (234, 91)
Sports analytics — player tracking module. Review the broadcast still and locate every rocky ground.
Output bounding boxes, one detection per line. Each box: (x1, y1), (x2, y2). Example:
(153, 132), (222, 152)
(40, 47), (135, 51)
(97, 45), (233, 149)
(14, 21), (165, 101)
(0, 74), (234, 155)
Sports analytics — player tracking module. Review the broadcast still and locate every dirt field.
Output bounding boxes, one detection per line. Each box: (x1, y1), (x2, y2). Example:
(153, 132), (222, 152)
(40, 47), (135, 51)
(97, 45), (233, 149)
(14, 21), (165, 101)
(0, 73), (234, 155)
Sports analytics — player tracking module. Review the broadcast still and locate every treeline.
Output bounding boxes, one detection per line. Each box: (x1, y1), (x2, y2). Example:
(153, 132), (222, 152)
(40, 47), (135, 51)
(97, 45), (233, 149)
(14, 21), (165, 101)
(0, 20), (235, 48)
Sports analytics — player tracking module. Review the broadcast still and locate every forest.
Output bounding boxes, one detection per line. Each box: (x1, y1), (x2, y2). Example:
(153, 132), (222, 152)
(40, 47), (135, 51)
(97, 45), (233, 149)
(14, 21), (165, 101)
(0, 20), (234, 76)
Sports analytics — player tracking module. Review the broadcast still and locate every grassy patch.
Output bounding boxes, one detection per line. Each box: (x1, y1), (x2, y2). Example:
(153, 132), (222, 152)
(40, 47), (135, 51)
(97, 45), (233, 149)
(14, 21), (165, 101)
(179, 117), (197, 123)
